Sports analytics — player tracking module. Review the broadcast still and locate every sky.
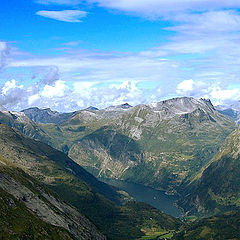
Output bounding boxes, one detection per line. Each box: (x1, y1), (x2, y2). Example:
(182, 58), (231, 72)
(1, 0), (240, 112)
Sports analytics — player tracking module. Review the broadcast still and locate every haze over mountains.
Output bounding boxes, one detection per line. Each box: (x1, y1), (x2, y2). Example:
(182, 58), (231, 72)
(216, 102), (240, 123)
(1, 96), (240, 239)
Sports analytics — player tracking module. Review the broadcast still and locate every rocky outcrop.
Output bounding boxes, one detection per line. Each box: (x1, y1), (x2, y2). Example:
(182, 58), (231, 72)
(0, 167), (106, 240)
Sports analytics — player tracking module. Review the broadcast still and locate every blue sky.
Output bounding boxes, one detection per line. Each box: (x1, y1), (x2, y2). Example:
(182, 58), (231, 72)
(1, 0), (240, 111)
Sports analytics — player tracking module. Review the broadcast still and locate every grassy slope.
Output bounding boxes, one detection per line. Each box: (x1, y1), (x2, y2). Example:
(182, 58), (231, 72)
(59, 106), (235, 193)
(178, 127), (240, 216)
(0, 124), (181, 240)
(173, 211), (240, 240)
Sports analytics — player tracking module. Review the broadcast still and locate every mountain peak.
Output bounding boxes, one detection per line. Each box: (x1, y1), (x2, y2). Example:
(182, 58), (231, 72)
(105, 103), (133, 111)
(21, 107), (75, 124)
(149, 97), (215, 116)
(119, 103), (132, 109)
(86, 106), (99, 111)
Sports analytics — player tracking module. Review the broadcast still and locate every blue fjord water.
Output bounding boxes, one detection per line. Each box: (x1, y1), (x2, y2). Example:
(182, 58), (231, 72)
(101, 179), (182, 218)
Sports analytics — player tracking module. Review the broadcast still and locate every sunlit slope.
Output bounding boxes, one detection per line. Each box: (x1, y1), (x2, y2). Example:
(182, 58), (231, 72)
(58, 97), (235, 191)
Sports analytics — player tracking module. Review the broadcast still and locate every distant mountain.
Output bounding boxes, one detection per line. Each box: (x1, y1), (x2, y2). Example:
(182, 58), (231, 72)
(0, 123), (180, 239)
(0, 109), (51, 144)
(86, 106), (99, 111)
(34, 97), (236, 193)
(21, 107), (76, 124)
(178, 126), (240, 216)
(216, 102), (240, 123)
(105, 103), (133, 111)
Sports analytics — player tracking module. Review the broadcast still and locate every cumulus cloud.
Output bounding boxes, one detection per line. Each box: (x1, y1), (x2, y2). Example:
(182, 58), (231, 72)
(176, 79), (240, 106)
(22, 80), (148, 112)
(36, 10), (87, 22)
(41, 80), (69, 98)
(177, 80), (194, 93)
(210, 87), (240, 102)
(176, 80), (210, 98)
(0, 80), (27, 109)
(1, 80), (23, 95)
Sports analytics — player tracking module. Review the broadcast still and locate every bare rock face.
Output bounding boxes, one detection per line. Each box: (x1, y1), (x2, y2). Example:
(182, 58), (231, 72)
(0, 169), (106, 240)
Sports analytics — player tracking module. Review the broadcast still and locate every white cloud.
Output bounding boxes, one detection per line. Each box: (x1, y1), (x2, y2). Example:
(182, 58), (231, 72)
(3, 6), (240, 111)
(210, 88), (240, 102)
(36, 10), (87, 22)
(28, 94), (40, 105)
(0, 80), (28, 109)
(85, 0), (240, 18)
(35, 0), (240, 18)
(2, 80), (23, 95)
(41, 80), (69, 98)
(177, 79), (194, 93)
(168, 11), (240, 33)
(176, 79), (240, 106)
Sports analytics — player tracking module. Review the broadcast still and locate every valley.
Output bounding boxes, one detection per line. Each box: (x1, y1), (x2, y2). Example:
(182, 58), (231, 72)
(25, 97), (236, 193)
(101, 178), (182, 218)
(0, 96), (240, 239)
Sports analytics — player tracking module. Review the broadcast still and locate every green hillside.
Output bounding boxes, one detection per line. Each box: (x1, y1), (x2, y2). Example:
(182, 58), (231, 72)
(173, 211), (240, 240)
(0, 123), (181, 239)
(178, 127), (240, 216)
(36, 97), (235, 192)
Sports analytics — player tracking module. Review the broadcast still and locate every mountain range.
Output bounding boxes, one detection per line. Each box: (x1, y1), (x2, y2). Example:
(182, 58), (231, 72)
(216, 101), (240, 123)
(25, 97), (236, 193)
(1, 96), (240, 239)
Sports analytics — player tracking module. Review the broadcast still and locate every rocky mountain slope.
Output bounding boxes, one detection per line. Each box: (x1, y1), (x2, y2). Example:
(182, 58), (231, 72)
(36, 97), (236, 192)
(0, 164), (105, 240)
(0, 108), (51, 144)
(178, 126), (240, 216)
(0, 123), (181, 240)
